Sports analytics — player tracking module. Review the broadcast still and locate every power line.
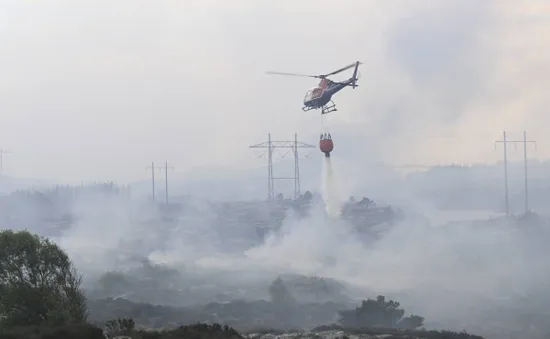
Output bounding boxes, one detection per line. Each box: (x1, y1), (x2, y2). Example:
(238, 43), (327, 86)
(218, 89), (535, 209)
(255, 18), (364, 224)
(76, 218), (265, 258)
(250, 133), (315, 201)
(364, 163), (441, 169)
(494, 131), (537, 216)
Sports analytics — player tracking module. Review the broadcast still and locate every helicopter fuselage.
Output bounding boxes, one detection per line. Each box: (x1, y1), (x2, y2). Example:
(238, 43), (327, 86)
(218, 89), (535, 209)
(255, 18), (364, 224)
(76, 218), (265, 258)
(266, 60), (361, 115)
(303, 77), (355, 108)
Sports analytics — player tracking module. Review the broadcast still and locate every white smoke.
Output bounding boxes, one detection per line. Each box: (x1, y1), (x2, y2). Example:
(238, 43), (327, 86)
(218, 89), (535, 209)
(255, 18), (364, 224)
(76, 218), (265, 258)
(30, 176), (550, 338)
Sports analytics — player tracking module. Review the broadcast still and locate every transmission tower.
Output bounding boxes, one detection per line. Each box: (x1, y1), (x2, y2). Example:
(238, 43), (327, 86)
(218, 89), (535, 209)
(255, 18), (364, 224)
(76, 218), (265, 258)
(147, 161), (174, 203)
(250, 133), (315, 201)
(494, 131), (537, 215)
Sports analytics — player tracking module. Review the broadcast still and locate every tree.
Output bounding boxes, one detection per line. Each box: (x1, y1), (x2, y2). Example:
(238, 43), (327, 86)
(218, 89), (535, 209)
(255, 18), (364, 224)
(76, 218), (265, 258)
(0, 229), (87, 327)
(338, 295), (424, 329)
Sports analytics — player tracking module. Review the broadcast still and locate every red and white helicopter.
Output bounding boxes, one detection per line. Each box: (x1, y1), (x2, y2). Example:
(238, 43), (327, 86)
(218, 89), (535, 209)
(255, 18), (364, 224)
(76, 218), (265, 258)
(267, 61), (361, 115)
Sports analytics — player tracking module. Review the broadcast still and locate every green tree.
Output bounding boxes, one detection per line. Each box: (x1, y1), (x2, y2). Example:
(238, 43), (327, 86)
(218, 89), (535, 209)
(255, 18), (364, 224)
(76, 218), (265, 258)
(0, 229), (88, 327)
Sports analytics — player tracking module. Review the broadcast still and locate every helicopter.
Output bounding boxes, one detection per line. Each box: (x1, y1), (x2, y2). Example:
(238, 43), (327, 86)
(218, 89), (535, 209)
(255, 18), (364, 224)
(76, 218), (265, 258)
(266, 61), (362, 115)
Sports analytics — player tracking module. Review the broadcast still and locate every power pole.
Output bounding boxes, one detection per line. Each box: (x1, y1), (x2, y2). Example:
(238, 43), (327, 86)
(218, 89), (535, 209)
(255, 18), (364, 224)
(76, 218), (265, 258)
(495, 131), (536, 215)
(294, 133), (300, 201)
(147, 162), (162, 202)
(164, 161), (174, 204)
(268, 133), (274, 200)
(250, 133), (315, 201)
(0, 149), (11, 175)
(523, 131), (536, 213)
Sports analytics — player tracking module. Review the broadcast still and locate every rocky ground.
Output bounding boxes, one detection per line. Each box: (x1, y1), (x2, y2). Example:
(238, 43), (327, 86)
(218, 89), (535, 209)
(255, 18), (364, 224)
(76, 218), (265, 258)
(105, 327), (483, 339)
(246, 331), (395, 339)
(245, 328), (483, 339)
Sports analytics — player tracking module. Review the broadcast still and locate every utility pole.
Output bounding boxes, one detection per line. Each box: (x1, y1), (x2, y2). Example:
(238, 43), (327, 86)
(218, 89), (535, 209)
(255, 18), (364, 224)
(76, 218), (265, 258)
(147, 162), (161, 202)
(164, 161), (174, 204)
(268, 133), (274, 200)
(250, 133), (315, 201)
(503, 131), (509, 217)
(523, 131), (535, 213)
(0, 149), (11, 175)
(147, 162), (156, 202)
(495, 131), (536, 215)
(294, 133), (300, 201)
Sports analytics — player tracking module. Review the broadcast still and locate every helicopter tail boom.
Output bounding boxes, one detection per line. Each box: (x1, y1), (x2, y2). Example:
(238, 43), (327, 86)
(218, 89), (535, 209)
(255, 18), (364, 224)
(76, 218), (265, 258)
(351, 61), (360, 89)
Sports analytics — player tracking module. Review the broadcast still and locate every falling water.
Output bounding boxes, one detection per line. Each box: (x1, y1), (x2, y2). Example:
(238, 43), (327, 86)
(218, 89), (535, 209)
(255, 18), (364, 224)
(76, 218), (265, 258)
(321, 156), (341, 218)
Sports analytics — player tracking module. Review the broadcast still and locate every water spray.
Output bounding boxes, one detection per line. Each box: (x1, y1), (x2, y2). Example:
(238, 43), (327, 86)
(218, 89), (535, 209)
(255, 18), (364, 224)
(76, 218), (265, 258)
(319, 133), (341, 218)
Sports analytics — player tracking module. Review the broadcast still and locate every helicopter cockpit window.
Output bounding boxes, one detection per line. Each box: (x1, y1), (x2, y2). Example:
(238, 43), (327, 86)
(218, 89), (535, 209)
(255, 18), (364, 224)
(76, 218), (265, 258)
(304, 89), (314, 102)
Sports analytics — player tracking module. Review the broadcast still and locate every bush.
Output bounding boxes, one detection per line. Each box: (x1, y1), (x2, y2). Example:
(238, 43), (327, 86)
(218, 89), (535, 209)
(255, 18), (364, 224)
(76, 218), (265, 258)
(0, 229), (87, 328)
(0, 323), (104, 339)
(0, 322), (244, 339)
(338, 295), (424, 329)
(104, 317), (135, 338)
(140, 323), (244, 339)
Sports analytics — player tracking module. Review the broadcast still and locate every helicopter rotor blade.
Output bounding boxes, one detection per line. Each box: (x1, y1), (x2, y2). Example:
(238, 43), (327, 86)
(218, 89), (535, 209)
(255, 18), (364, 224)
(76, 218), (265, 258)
(334, 70), (363, 87)
(324, 61), (362, 77)
(266, 71), (320, 78)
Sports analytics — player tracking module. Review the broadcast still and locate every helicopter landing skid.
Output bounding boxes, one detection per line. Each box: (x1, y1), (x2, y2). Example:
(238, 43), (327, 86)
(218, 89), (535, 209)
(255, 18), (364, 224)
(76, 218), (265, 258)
(321, 101), (337, 115)
(302, 101), (338, 115)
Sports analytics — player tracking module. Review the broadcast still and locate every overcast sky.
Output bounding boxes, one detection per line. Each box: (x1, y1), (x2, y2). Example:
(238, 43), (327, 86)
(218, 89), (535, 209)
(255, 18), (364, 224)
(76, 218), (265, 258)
(1, 0), (549, 183)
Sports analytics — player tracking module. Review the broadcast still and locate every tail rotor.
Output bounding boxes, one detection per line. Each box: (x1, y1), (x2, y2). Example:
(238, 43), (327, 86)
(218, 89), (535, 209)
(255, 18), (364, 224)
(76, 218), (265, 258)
(351, 61), (360, 89)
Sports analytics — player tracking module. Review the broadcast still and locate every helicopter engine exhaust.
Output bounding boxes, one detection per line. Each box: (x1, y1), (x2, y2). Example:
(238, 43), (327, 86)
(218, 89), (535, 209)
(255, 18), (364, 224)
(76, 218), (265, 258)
(319, 133), (334, 157)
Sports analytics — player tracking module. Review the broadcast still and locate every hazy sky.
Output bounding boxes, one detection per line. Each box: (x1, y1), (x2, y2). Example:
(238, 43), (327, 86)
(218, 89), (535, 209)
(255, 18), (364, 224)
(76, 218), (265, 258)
(1, 0), (550, 183)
